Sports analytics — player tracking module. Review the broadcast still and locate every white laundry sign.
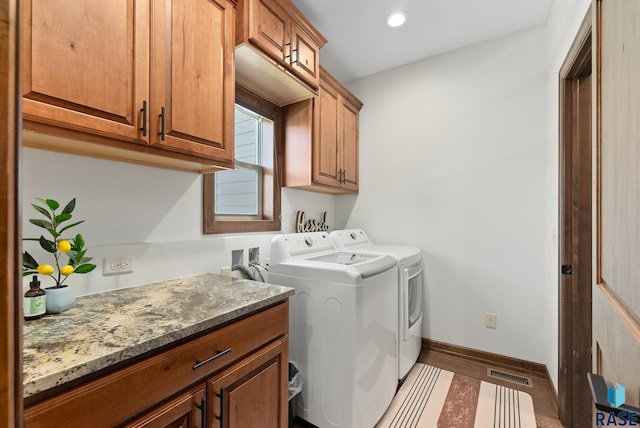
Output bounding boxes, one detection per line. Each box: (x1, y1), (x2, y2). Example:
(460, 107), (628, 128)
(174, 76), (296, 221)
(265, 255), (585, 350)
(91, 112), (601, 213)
(295, 211), (329, 233)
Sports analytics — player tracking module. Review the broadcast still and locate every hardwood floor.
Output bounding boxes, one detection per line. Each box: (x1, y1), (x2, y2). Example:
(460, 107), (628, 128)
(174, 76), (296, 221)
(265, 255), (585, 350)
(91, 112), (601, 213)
(293, 345), (563, 427)
(420, 346), (563, 428)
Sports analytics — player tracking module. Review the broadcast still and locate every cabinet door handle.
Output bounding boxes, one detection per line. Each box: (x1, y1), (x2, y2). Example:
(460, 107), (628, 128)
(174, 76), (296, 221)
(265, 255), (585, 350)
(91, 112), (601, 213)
(215, 387), (225, 425)
(192, 347), (231, 370)
(140, 100), (147, 137)
(285, 37), (298, 65)
(158, 106), (166, 141)
(196, 398), (206, 428)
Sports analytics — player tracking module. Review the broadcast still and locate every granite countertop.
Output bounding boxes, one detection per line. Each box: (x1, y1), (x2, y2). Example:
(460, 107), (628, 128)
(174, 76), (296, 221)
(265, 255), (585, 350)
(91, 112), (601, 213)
(23, 273), (294, 398)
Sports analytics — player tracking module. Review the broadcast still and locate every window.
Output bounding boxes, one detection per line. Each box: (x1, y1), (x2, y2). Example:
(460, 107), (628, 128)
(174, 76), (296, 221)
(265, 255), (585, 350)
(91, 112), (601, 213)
(203, 87), (282, 233)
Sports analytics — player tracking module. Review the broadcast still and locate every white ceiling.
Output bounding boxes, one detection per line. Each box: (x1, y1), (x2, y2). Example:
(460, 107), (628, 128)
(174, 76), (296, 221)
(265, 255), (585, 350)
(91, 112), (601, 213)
(291, 0), (554, 82)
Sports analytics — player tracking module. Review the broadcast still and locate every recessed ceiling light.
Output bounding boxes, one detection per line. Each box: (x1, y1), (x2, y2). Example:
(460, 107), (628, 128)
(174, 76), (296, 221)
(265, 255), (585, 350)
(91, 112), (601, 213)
(386, 11), (407, 28)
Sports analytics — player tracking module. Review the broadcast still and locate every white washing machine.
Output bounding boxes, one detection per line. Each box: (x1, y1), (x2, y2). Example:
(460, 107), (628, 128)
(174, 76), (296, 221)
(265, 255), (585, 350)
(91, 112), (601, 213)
(329, 229), (423, 381)
(268, 232), (398, 428)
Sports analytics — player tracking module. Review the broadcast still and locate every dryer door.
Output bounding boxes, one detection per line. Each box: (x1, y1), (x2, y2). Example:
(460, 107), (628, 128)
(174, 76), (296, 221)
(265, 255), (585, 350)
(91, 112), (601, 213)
(403, 261), (423, 340)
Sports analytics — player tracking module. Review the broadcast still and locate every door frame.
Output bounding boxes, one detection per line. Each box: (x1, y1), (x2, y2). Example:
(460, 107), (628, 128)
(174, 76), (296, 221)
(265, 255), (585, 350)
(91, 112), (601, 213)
(0, 0), (23, 426)
(558, 7), (593, 428)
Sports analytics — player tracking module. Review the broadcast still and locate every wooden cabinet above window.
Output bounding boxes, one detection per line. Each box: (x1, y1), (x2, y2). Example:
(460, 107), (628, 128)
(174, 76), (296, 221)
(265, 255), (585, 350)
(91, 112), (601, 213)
(235, 0), (326, 106)
(284, 67), (363, 194)
(21, 0), (236, 173)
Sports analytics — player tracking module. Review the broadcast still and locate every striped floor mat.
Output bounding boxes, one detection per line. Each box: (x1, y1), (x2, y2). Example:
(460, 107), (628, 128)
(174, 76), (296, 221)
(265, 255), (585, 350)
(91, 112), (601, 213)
(376, 363), (536, 428)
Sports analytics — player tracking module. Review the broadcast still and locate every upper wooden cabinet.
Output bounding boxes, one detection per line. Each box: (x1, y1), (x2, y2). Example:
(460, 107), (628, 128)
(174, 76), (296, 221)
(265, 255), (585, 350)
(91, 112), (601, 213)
(235, 0), (326, 105)
(284, 67), (363, 194)
(21, 0), (235, 173)
(151, 0), (235, 162)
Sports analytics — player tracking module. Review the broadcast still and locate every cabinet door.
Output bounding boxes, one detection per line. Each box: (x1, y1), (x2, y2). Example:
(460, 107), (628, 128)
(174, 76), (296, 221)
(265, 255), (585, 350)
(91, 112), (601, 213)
(340, 98), (359, 192)
(22, 0), (149, 143)
(151, 0), (234, 163)
(289, 22), (319, 89)
(247, 0), (289, 63)
(312, 81), (341, 187)
(123, 385), (206, 428)
(208, 338), (288, 428)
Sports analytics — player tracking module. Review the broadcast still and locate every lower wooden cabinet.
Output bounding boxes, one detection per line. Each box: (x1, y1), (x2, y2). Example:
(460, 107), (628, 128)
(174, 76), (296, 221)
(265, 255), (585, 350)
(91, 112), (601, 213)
(24, 302), (289, 428)
(123, 385), (207, 428)
(208, 338), (288, 428)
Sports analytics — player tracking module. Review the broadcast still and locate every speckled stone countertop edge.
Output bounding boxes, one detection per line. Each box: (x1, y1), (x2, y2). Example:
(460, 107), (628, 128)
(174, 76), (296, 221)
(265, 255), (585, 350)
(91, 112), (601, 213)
(23, 273), (294, 398)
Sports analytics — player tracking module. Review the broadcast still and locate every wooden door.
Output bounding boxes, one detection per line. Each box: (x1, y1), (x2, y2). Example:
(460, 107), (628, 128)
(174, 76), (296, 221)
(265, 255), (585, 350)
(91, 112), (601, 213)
(151, 0), (234, 164)
(340, 98), (360, 192)
(1, 0), (22, 425)
(289, 22), (319, 89)
(593, 0), (640, 412)
(123, 385), (206, 428)
(21, 0), (149, 143)
(208, 338), (288, 428)
(247, 0), (288, 63)
(559, 22), (593, 424)
(312, 80), (341, 188)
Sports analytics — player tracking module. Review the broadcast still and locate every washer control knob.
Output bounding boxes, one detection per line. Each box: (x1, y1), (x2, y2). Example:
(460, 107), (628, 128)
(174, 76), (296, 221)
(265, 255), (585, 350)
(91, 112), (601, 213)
(304, 237), (313, 247)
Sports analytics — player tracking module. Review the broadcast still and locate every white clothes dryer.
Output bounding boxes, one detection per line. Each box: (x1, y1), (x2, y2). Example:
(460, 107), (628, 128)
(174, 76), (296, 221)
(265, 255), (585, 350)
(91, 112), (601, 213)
(268, 232), (398, 428)
(330, 229), (424, 381)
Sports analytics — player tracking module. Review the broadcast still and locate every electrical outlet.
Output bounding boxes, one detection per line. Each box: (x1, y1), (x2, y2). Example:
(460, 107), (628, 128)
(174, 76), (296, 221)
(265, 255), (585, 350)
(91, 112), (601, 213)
(103, 257), (134, 275)
(485, 312), (497, 329)
(220, 266), (232, 276)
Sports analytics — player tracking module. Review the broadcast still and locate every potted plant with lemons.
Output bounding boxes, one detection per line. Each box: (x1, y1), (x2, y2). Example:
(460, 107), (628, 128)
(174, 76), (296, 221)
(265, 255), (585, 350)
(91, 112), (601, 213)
(22, 197), (96, 314)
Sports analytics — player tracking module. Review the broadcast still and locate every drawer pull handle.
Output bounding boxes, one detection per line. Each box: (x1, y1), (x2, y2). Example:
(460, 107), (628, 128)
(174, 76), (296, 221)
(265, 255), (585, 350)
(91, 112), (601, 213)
(193, 348), (231, 370)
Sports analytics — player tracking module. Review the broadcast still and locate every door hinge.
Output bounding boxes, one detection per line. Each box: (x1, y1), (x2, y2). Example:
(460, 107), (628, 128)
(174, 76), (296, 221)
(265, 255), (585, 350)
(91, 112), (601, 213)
(561, 264), (572, 275)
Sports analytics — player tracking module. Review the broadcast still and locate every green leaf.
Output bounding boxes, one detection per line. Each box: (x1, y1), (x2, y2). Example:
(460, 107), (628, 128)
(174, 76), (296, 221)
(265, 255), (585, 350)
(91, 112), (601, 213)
(58, 220), (85, 234)
(22, 270), (38, 277)
(22, 251), (39, 269)
(45, 199), (60, 211)
(67, 257), (76, 267)
(55, 213), (72, 223)
(79, 256), (93, 264)
(46, 228), (60, 238)
(29, 219), (53, 229)
(62, 198), (76, 215)
(39, 236), (57, 253)
(31, 204), (52, 220)
(74, 263), (96, 274)
(74, 234), (85, 249)
(34, 197), (46, 204)
(74, 249), (87, 263)
(22, 238), (40, 242)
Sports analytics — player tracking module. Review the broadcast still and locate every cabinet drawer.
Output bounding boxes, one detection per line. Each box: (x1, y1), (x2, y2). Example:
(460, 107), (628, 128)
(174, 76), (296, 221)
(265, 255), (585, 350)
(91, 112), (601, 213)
(24, 302), (288, 428)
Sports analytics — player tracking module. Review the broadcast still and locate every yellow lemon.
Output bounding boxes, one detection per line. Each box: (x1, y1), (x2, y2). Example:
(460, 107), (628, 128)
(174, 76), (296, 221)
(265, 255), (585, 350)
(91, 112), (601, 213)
(60, 265), (74, 276)
(58, 240), (71, 253)
(37, 264), (54, 275)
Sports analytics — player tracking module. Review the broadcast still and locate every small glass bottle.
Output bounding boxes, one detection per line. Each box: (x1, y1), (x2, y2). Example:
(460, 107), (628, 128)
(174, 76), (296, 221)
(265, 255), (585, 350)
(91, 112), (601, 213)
(24, 275), (46, 320)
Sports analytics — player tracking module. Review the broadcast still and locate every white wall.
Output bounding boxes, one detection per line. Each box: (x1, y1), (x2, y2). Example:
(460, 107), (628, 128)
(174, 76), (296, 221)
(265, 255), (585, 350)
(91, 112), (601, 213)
(22, 148), (336, 295)
(339, 27), (550, 367)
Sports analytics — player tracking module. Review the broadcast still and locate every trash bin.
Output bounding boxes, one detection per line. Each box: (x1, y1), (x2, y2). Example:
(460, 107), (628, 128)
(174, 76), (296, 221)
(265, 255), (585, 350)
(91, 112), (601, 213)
(288, 362), (303, 426)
